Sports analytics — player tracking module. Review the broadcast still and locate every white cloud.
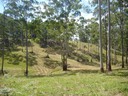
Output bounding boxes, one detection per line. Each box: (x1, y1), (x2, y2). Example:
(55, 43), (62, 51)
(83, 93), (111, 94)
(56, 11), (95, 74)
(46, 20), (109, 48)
(81, 12), (93, 19)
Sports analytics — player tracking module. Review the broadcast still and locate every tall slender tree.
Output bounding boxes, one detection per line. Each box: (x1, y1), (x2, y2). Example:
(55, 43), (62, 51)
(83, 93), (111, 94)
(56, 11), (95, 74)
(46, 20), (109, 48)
(1, 7), (5, 75)
(19, 0), (38, 76)
(98, 0), (104, 72)
(0, 0), (7, 75)
(107, 0), (112, 71)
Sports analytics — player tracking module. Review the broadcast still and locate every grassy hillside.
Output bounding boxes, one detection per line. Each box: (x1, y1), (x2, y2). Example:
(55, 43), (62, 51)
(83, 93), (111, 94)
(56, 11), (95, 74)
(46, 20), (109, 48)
(0, 41), (128, 96)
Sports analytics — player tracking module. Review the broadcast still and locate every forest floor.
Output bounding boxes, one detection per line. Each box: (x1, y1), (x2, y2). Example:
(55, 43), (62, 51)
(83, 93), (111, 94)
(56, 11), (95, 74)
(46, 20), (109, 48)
(0, 41), (128, 96)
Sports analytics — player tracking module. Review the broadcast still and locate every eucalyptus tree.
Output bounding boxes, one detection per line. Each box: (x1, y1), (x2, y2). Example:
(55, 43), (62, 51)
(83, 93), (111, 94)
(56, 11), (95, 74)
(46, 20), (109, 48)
(98, 0), (104, 72)
(0, 0), (7, 75)
(87, 18), (99, 51)
(19, 0), (38, 76)
(47, 0), (82, 71)
(0, 10), (6, 75)
(4, 0), (22, 45)
(107, 0), (112, 71)
(112, 0), (125, 68)
(90, 0), (113, 71)
(90, 0), (108, 72)
(77, 16), (88, 49)
(5, 0), (38, 76)
(124, 0), (128, 66)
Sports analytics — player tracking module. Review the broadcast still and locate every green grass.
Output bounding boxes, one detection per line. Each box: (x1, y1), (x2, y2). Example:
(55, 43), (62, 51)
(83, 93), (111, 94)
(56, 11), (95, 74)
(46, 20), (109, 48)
(0, 41), (127, 96)
(0, 69), (128, 96)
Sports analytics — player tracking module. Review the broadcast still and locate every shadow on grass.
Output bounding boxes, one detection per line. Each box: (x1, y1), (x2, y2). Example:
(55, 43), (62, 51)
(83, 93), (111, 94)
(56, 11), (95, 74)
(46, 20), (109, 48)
(119, 81), (128, 94)
(6, 53), (24, 65)
(105, 68), (128, 77)
(69, 52), (100, 67)
(44, 58), (62, 69)
(4, 51), (37, 66)
(16, 69), (99, 78)
(28, 52), (37, 66)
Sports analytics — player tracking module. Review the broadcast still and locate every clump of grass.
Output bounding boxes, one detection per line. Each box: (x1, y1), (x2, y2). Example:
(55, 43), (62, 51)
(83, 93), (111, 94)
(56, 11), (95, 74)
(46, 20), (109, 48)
(0, 87), (13, 96)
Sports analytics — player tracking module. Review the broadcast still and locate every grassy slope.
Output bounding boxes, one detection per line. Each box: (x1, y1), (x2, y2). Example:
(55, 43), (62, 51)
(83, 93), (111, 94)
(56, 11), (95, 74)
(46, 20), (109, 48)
(0, 41), (128, 96)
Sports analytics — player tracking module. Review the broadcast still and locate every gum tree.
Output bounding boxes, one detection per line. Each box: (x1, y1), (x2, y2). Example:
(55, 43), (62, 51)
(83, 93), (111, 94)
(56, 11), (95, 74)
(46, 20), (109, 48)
(47, 0), (82, 71)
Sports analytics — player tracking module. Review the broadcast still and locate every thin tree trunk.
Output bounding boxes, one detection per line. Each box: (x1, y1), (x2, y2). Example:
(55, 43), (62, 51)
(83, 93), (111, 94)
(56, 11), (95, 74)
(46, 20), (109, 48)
(106, 30), (107, 69)
(25, 25), (28, 76)
(97, 44), (99, 56)
(107, 0), (112, 71)
(114, 42), (117, 64)
(103, 17), (108, 69)
(99, 0), (104, 72)
(126, 47), (128, 67)
(121, 28), (124, 68)
(30, 30), (33, 53)
(88, 39), (90, 53)
(21, 29), (24, 52)
(119, 0), (125, 68)
(1, 9), (5, 75)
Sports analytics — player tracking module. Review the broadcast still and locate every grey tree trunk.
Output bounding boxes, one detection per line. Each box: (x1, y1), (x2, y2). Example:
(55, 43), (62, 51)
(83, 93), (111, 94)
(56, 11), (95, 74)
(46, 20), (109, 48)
(103, 17), (108, 69)
(118, 0), (124, 68)
(21, 29), (24, 52)
(98, 0), (104, 72)
(106, 28), (107, 69)
(113, 42), (117, 64)
(88, 40), (90, 53)
(107, 0), (112, 71)
(25, 25), (29, 76)
(1, 9), (5, 75)
(62, 39), (68, 71)
(126, 47), (128, 67)
(121, 27), (124, 68)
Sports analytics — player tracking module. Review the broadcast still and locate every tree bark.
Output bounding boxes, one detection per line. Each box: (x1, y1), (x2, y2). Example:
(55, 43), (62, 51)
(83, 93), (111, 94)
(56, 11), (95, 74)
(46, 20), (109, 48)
(107, 0), (112, 71)
(113, 42), (117, 64)
(1, 10), (5, 75)
(99, 0), (104, 72)
(62, 55), (67, 71)
(25, 25), (28, 76)
(62, 39), (68, 71)
(126, 47), (128, 67)
(121, 28), (124, 68)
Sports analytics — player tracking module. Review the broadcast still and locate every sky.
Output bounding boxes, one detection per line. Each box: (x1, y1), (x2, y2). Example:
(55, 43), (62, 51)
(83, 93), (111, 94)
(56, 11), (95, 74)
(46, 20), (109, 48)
(0, 0), (93, 19)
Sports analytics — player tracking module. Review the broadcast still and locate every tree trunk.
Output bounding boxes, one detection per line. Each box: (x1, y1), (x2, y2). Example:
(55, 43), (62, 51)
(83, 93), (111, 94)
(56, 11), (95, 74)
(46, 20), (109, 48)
(99, 0), (104, 72)
(104, 17), (108, 69)
(62, 40), (68, 71)
(1, 39), (5, 75)
(107, 0), (112, 71)
(88, 39), (90, 52)
(113, 42), (117, 64)
(62, 54), (67, 71)
(126, 47), (128, 67)
(21, 29), (24, 52)
(118, 0), (125, 68)
(1, 10), (5, 75)
(106, 31), (107, 69)
(121, 29), (124, 68)
(25, 25), (28, 76)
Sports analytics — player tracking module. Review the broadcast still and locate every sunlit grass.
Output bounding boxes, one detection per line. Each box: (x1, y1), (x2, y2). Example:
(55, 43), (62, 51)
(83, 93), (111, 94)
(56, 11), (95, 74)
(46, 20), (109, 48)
(0, 69), (128, 96)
